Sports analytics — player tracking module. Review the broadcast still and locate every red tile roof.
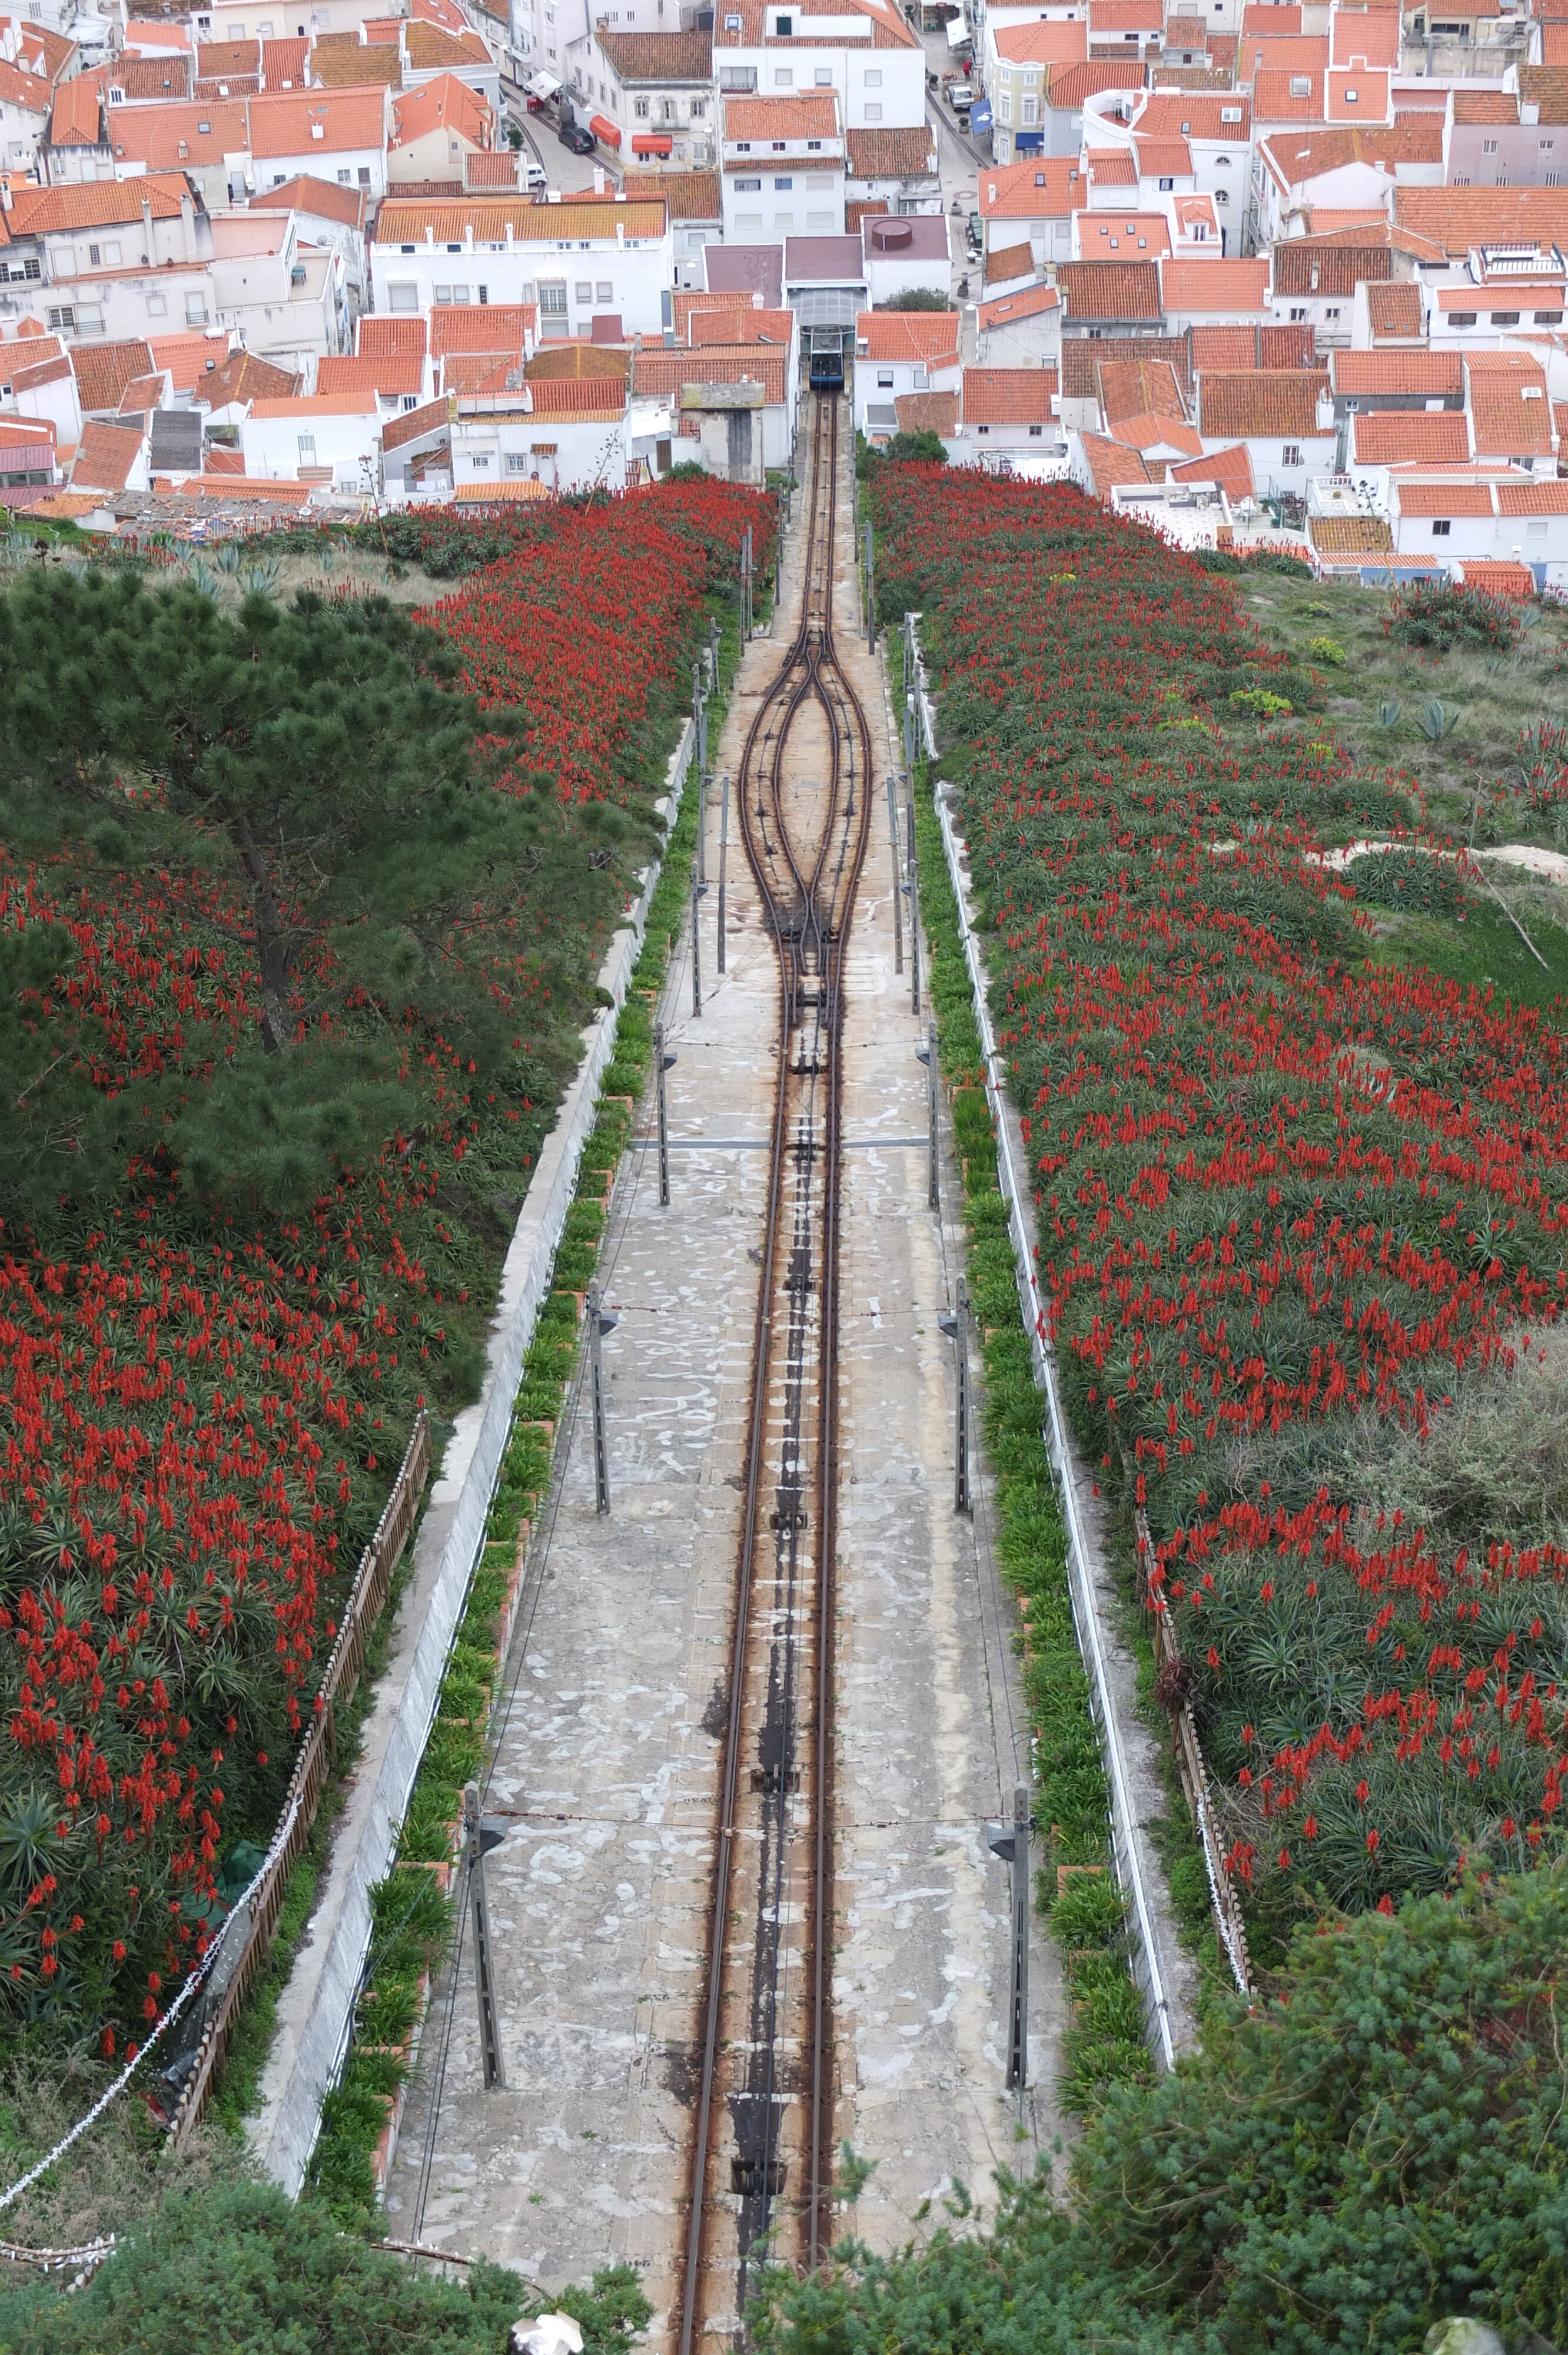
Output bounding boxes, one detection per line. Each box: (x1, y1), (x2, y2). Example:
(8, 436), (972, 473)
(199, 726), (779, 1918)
(1075, 208), (1171, 257)
(893, 389), (958, 435)
(985, 240), (1035, 286)
(962, 365), (1057, 426)
(995, 19), (1089, 64)
(594, 28), (712, 80)
(1132, 91), (1251, 139)
(1046, 59), (1146, 109)
(692, 304), (793, 345)
(48, 75), (102, 145)
(1159, 257), (1270, 311)
(71, 419), (142, 493)
(248, 173), (368, 226)
(977, 280), (1060, 331)
(1467, 354), (1554, 457)
(429, 302), (529, 357)
(358, 315), (428, 361)
(1253, 68), (1322, 121)
(391, 71), (491, 150)
(1351, 409), (1469, 465)
(1396, 480), (1494, 517)
(1196, 369), (1328, 436)
(250, 88), (388, 157)
(1366, 279), (1423, 338)
(1189, 323), (1314, 372)
(845, 125), (936, 175)
(4, 175), (193, 237)
(632, 346), (785, 405)
(725, 93), (839, 141)
(1081, 430), (1150, 496)
(1497, 479), (1568, 514)
(70, 339), (156, 415)
(317, 353), (423, 399)
(1170, 439), (1253, 493)
(1058, 257), (1162, 320)
(856, 310), (959, 363)
(1395, 184), (1568, 256)
(309, 36), (403, 89)
(1111, 408), (1203, 455)
(102, 98), (247, 170)
(1085, 146), (1137, 186)
(1099, 354), (1186, 423)
(619, 170), (720, 221)
(1331, 349), (1462, 399)
(979, 154), (1081, 219)
(1264, 116), (1441, 185)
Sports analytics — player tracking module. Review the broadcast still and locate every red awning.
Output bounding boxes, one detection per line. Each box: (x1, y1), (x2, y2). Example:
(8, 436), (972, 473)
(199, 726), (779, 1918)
(631, 131), (672, 155)
(589, 113), (620, 147)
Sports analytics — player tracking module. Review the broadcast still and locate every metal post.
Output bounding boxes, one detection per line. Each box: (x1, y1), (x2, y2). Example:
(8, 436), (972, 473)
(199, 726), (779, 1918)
(904, 787), (918, 1017)
(716, 770), (730, 974)
(655, 1021), (674, 1207)
(464, 1781), (506, 2090)
(904, 691), (916, 778)
(864, 519), (875, 654)
(709, 611), (720, 688)
(886, 774), (903, 975)
(695, 661), (707, 780)
(984, 1782), (1030, 2093)
(697, 768), (707, 889)
(691, 875), (702, 1017)
(926, 1024), (940, 1212)
(940, 1279), (971, 1514)
(588, 1284), (614, 1515)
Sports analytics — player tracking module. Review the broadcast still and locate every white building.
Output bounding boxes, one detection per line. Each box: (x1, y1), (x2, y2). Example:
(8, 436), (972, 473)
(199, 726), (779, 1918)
(714, 0), (925, 141)
(371, 190), (674, 340)
(721, 89), (843, 240)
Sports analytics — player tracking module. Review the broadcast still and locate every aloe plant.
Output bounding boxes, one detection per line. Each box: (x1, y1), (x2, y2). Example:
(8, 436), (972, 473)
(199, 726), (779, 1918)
(1377, 698), (1401, 728)
(1419, 698), (1460, 741)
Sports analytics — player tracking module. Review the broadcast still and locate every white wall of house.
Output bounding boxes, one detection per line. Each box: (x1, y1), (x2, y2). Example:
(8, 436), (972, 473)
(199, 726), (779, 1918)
(717, 32), (923, 132)
(852, 347), (958, 431)
(1207, 429), (1335, 496)
(41, 261), (220, 344)
(372, 224), (673, 337)
(451, 406), (627, 492)
(0, 357), (81, 446)
(238, 397), (380, 485)
(253, 138), (387, 201)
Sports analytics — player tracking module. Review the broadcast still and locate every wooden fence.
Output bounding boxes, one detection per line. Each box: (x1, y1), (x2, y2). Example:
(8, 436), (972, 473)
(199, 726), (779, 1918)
(166, 1411), (433, 2148)
(1130, 1498), (1254, 1995)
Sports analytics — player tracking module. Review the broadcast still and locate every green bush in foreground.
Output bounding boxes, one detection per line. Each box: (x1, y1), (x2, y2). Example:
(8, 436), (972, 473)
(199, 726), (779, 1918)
(0, 2179), (651, 2354)
(753, 1865), (1568, 2354)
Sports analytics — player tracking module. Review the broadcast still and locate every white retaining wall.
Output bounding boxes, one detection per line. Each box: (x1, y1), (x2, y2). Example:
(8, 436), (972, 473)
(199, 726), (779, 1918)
(248, 719), (696, 2194)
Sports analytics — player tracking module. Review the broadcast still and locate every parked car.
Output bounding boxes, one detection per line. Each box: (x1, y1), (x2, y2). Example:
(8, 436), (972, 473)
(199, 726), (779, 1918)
(945, 81), (975, 112)
(523, 153), (547, 188)
(558, 119), (596, 153)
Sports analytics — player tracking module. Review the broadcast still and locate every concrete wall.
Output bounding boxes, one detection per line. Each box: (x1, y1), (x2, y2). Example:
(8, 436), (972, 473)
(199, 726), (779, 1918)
(247, 711), (699, 2197)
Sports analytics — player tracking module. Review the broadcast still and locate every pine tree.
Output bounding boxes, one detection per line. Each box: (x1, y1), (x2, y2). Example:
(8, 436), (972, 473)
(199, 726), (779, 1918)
(0, 571), (549, 1215)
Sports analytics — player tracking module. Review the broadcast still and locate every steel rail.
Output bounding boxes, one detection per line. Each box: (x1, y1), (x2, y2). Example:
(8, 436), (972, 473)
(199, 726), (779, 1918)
(675, 392), (875, 2351)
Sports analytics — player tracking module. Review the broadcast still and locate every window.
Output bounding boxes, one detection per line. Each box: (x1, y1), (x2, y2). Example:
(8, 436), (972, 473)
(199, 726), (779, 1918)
(772, 139), (786, 150)
(734, 174), (761, 189)
(1326, 306), (1341, 321)
(1529, 519), (1549, 539)
(539, 280), (567, 314)
(773, 211), (792, 229)
(358, 167), (371, 187)
(998, 93), (1011, 122)
(865, 101), (882, 120)
(388, 280), (418, 310)
(735, 140), (751, 150)
(147, 292), (167, 315)
(1533, 310), (1564, 324)
(774, 66), (793, 85)
(337, 167), (350, 183)
(774, 174), (792, 188)
(806, 171), (832, 188)
(1447, 309), (1477, 325)
(575, 279), (593, 299)
(596, 279), (613, 300)
(434, 282), (452, 302)
(807, 136), (822, 148)
(1215, 187), (1228, 204)
(691, 99), (705, 117)
(976, 423), (989, 434)
(775, 9), (792, 26)
(635, 97), (649, 117)
(1542, 138), (1556, 150)
(186, 292), (208, 324)
(1288, 304), (1307, 321)
(877, 369), (893, 387)
(470, 453), (491, 469)
(1489, 309), (1520, 325)
(865, 68), (881, 85)
(1482, 138), (1497, 154)
(198, 118), (211, 132)
(1158, 174), (1174, 190)
(1022, 95), (1038, 124)
(1221, 105), (1241, 122)
(1288, 74), (1310, 95)
(816, 65), (831, 84)
(1431, 518), (1451, 536)
(1281, 443), (1301, 466)
(298, 433), (316, 463)
(1344, 86), (1358, 102)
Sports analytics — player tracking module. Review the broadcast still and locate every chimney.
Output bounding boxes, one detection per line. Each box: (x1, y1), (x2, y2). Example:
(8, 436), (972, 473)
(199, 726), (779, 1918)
(142, 194), (155, 253)
(0, 183), (11, 214)
(593, 164), (605, 195)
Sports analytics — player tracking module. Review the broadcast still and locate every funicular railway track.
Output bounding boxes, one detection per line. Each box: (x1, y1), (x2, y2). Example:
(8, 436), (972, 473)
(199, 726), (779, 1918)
(675, 394), (874, 2351)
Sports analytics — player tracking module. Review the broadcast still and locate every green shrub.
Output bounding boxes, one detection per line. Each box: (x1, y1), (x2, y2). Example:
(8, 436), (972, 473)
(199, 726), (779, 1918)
(1307, 635), (1346, 666)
